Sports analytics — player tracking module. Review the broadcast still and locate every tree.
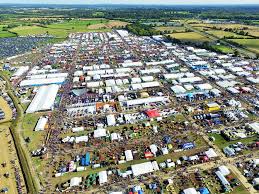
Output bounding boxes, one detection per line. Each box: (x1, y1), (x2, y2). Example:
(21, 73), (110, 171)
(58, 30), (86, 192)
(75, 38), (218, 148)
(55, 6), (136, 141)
(234, 50), (239, 57)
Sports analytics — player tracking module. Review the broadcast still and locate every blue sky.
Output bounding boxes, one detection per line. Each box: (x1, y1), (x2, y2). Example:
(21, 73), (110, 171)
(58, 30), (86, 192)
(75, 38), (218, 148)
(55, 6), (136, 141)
(0, 0), (258, 4)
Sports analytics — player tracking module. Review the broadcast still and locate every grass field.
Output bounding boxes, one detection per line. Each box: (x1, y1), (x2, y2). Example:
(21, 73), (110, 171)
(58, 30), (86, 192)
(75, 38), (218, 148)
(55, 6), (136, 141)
(207, 30), (250, 38)
(9, 19), (126, 38)
(229, 39), (259, 53)
(191, 23), (259, 38)
(0, 97), (12, 123)
(0, 25), (17, 38)
(10, 19), (123, 38)
(22, 113), (46, 151)
(169, 32), (212, 42)
(0, 31), (16, 38)
(212, 44), (234, 53)
(0, 123), (26, 194)
(208, 134), (258, 150)
(46, 19), (108, 29)
(155, 26), (186, 33)
(21, 113), (48, 187)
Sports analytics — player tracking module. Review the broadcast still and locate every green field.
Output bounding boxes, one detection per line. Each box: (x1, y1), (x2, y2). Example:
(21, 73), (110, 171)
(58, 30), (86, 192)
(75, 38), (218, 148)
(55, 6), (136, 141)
(169, 32), (212, 42)
(22, 113), (46, 151)
(207, 30), (250, 38)
(46, 19), (108, 30)
(209, 134), (258, 149)
(0, 25), (17, 38)
(229, 39), (259, 53)
(9, 19), (112, 38)
(212, 44), (234, 53)
(0, 30), (16, 38)
(155, 26), (186, 33)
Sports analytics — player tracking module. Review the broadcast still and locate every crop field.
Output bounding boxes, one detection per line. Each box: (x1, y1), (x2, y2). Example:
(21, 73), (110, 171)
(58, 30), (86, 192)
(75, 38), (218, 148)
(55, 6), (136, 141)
(155, 26), (186, 33)
(87, 20), (128, 29)
(192, 23), (259, 36)
(245, 29), (259, 37)
(0, 123), (26, 194)
(229, 39), (259, 53)
(206, 30), (250, 39)
(46, 19), (108, 30)
(191, 23), (257, 29)
(169, 32), (212, 42)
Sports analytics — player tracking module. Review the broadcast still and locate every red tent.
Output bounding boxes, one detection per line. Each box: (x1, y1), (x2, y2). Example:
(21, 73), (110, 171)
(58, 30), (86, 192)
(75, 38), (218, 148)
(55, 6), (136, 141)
(145, 109), (160, 118)
(145, 151), (154, 159)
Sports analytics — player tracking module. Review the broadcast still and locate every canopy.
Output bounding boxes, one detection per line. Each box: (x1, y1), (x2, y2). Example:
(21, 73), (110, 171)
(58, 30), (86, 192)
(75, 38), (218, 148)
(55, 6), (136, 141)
(145, 109), (160, 118)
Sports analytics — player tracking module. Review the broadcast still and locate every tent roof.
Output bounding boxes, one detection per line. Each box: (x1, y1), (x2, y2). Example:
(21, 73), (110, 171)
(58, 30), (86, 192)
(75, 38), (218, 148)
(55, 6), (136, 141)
(145, 109), (160, 118)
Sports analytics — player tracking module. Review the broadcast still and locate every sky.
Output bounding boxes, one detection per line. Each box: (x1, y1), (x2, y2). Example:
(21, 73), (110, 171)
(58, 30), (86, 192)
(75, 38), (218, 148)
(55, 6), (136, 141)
(0, 0), (258, 5)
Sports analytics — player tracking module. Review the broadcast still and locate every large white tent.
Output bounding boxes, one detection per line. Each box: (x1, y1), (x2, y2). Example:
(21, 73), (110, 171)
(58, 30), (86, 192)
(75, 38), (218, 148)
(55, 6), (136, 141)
(131, 162), (154, 177)
(26, 84), (59, 113)
(34, 117), (48, 131)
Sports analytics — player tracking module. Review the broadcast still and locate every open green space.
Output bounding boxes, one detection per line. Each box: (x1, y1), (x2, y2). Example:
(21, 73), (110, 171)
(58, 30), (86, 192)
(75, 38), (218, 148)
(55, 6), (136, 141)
(211, 44), (234, 53)
(9, 19), (112, 38)
(208, 134), (258, 149)
(0, 31), (16, 38)
(155, 26), (186, 33)
(22, 113), (46, 151)
(169, 32), (212, 42)
(46, 19), (108, 30)
(228, 39), (259, 53)
(0, 25), (17, 38)
(207, 30), (250, 39)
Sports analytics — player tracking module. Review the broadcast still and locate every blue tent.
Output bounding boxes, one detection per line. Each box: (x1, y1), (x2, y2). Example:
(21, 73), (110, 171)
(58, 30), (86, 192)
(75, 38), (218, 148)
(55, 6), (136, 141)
(198, 187), (210, 194)
(163, 136), (172, 144)
(181, 142), (195, 150)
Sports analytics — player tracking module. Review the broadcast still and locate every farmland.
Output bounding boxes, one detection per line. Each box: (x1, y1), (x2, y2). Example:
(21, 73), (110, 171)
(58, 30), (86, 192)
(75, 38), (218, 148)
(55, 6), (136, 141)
(155, 26), (186, 33)
(229, 39), (259, 53)
(0, 123), (26, 194)
(0, 25), (16, 38)
(211, 44), (235, 53)
(6, 19), (128, 39)
(206, 30), (251, 39)
(9, 19), (111, 38)
(168, 32), (212, 42)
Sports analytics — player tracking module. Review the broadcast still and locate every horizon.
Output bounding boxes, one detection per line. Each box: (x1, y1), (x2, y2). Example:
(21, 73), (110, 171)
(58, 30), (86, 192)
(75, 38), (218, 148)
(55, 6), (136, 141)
(0, 0), (259, 5)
